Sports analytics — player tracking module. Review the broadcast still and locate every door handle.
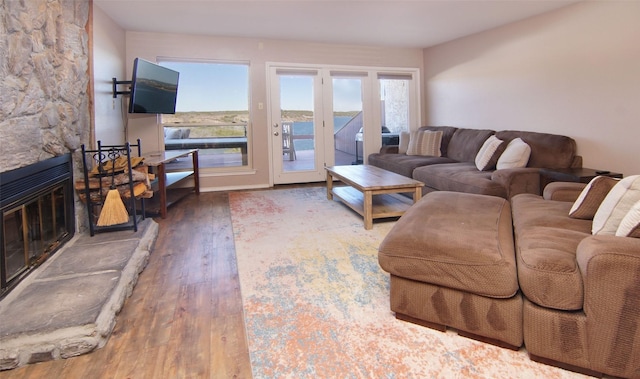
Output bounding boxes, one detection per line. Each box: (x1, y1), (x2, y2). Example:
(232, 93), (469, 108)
(273, 123), (279, 128)
(273, 131), (279, 136)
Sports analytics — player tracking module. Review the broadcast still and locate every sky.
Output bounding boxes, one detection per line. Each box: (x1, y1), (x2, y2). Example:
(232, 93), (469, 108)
(161, 61), (249, 112)
(160, 61), (362, 112)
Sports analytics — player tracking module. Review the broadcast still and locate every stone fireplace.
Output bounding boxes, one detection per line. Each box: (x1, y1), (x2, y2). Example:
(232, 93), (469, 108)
(1, 1), (91, 281)
(0, 2), (159, 371)
(0, 154), (75, 298)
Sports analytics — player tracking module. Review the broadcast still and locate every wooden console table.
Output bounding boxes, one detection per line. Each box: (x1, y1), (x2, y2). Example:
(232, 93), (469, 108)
(143, 149), (200, 218)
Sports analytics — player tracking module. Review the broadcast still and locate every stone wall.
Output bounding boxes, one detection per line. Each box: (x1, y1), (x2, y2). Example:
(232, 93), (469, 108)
(1, 0), (91, 231)
(0, 0), (90, 173)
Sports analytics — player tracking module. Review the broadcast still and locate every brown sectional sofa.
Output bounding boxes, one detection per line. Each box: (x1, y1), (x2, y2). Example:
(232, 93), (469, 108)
(368, 126), (581, 199)
(378, 184), (640, 378)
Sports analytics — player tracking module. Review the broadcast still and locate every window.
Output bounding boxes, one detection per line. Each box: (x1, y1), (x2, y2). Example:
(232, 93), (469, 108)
(379, 74), (411, 135)
(159, 60), (250, 168)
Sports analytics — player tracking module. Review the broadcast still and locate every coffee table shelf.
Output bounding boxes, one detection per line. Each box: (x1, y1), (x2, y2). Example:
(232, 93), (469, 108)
(332, 186), (414, 220)
(326, 165), (424, 229)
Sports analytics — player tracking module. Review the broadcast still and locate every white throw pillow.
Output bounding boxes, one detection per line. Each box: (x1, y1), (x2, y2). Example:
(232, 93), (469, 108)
(398, 131), (410, 154)
(496, 138), (531, 170)
(569, 176), (619, 219)
(475, 135), (504, 171)
(592, 175), (640, 235)
(165, 127), (182, 139)
(406, 130), (442, 157)
(616, 200), (640, 238)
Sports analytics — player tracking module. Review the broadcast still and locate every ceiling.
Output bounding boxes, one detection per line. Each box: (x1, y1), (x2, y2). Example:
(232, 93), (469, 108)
(94, 0), (581, 49)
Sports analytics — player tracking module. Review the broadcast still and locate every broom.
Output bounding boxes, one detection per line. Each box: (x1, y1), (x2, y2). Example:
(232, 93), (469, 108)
(97, 156), (130, 226)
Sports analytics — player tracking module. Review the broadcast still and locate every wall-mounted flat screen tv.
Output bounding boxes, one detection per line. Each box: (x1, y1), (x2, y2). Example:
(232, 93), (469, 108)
(128, 58), (179, 114)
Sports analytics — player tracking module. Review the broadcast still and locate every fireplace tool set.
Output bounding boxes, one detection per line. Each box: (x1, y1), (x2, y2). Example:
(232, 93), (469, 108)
(80, 140), (148, 235)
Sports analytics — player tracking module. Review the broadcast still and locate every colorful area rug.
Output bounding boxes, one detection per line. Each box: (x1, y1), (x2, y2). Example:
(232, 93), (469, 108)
(229, 187), (586, 378)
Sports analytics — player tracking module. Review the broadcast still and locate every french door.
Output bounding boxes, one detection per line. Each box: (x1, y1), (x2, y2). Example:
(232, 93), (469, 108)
(268, 64), (419, 185)
(269, 67), (328, 184)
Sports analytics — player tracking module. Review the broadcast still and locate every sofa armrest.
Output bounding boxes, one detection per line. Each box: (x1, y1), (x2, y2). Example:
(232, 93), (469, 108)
(491, 168), (541, 198)
(542, 182), (586, 202)
(571, 155), (583, 168)
(379, 145), (399, 154)
(576, 235), (640, 376)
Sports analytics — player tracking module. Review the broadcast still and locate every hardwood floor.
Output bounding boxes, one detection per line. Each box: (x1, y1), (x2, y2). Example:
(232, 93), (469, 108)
(0, 192), (253, 379)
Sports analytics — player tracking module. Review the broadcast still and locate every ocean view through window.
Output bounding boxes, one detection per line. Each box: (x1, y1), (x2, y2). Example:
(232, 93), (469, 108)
(159, 60), (250, 169)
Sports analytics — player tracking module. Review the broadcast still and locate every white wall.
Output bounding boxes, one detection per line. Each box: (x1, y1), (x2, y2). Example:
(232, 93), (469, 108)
(92, 5), (127, 146)
(124, 32), (424, 190)
(423, 1), (640, 176)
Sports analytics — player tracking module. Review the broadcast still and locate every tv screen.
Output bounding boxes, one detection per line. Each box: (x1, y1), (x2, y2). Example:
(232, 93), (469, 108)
(128, 58), (179, 114)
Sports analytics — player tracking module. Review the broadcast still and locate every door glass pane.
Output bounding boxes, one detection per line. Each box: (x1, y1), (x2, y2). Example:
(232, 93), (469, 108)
(160, 61), (249, 169)
(380, 79), (409, 149)
(280, 75), (315, 172)
(332, 78), (362, 165)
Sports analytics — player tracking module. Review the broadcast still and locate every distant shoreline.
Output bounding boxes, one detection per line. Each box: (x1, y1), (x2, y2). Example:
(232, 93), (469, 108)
(162, 110), (358, 125)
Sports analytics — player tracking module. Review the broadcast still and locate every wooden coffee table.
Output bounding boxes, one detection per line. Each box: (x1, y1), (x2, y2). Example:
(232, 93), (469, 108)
(326, 165), (424, 229)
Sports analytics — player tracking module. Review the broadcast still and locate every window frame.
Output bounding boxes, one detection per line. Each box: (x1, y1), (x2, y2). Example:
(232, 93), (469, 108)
(157, 58), (253, 171)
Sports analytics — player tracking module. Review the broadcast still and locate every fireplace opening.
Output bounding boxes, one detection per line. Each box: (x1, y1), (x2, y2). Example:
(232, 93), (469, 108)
(1, 154), (75, 299)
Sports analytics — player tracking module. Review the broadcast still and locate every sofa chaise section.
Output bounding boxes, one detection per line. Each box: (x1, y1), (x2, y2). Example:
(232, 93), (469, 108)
(378, 191), (523, 348)
(379, 182), (640, 378)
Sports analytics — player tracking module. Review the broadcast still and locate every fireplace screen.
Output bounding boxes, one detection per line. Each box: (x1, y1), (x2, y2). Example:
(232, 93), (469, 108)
(1, 154), (74, 298)
(3, 185), (68, 282)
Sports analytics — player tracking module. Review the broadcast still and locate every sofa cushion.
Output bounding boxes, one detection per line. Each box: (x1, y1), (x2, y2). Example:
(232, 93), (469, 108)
(496, 138), (531, 170)
(413, 162), (507, 198)
(593, 175), (640, 235)
(569, 176), (619, 219)
(367, 153), (456, 178)
(511, 194), (591, 310)
(407, 130), (442, 156)
(446, 128), (495, 163)
(616, 200), (640, 238)
(164, 127), (182, 139)
(398, 131), (410, 154)
(379, 192), (518, 298)
(475, 135), (505, 171)
(418, 126), (458, 157)
(495, 130), (577, 169)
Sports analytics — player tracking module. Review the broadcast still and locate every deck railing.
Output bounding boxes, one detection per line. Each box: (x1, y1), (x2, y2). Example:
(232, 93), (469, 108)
(334, 112), (362, 156)
(162, 123), (248, 138)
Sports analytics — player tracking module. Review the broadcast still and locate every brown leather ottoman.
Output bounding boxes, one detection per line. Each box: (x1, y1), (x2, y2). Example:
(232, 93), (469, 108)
(378, 191), (523, 348)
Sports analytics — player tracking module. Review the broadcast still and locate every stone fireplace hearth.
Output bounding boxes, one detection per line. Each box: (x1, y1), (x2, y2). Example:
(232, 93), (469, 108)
(0, 156), (158, 371)
(0, 218), (158, 371)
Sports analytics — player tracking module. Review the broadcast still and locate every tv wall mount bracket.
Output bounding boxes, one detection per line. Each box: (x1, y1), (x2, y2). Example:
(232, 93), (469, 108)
(112, 78), (132, 98)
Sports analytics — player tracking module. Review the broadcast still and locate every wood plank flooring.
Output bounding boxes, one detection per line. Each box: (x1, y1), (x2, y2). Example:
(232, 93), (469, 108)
(0, 192), (253, 379)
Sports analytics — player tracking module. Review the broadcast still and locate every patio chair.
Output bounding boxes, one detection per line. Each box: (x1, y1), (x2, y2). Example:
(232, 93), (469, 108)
(282, 122), (296, 160)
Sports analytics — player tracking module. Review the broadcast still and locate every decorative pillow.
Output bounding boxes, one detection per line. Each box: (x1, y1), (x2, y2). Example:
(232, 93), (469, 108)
(569, 176), (619, 219)
(398, 131), (410, 155)
(592, 175), (640, 235)
(616, 200), (640, 238)
(406, 130), (443, 157)
(164, 127), (182, 140)
(474, 135), (505, 171)
(496, 138), (531, 170)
